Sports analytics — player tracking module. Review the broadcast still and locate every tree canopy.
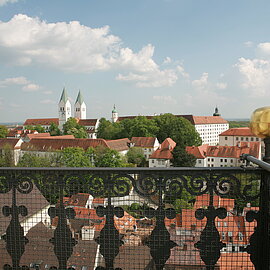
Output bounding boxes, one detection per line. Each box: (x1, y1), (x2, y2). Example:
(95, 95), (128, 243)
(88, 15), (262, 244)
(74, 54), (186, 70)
(126, 147), (146, 167)
(25, 125), (46, 133)
(171, 145), (197, 167)
(49, 122), (61, 136)
(63, 118), (88, 138)
(0, 125), (8, 138)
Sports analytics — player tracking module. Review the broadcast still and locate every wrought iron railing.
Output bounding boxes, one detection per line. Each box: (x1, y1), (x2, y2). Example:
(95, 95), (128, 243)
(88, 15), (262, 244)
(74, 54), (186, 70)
(0, 166), (268, 270)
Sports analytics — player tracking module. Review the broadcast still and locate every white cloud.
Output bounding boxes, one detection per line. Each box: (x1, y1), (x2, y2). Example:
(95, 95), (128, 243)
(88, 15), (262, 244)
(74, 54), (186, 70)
(244, 41), (253, 48)
(116, 68), (178, 88)
(22, 83), (40, 92)
(0, 76), (30, 87)
(153, 95), (177, 105)
(0, 14), (180, 88)
(216, 82), (227, 89)
(177, 65), (189, 79)
(192, 72), (208, 89)
(0, 0), (18, 6)
(236, 57), (270, 96)
(163, 57), (172, 64)
(0, 76), (41, 92)
(40, 99), (55, 104)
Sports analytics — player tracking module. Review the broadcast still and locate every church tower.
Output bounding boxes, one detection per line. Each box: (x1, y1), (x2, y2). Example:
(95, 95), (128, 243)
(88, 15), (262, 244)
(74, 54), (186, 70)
(74, 90), (86, 119)
(112, 104), (118, 123)
(58, 88), (72, 130)
(213, 106), (221, 116)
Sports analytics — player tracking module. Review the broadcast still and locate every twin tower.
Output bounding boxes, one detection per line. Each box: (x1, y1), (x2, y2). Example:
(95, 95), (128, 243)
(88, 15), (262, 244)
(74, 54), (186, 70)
(58, 88), (86, 129)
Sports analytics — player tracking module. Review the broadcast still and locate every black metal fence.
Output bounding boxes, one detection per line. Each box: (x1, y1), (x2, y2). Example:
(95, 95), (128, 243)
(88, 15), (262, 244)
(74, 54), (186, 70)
(0, 167), (268, 270)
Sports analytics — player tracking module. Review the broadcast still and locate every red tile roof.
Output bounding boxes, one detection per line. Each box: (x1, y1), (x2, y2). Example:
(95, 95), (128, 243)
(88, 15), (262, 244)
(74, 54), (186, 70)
(149, 138), (176, 159)
(106, 138), (130, 151)
(176, 115), (228, 125)
(131, 137), (158, 148)
(26, 133), (51, 140)
(21, 138), (109, 151)
(78, 119), (98, 126)
(24, 118), (59, 126)
(117, 115), (153, 122)
(0, 138), (21, 149)
(186, 144), (208, 159)
(206, 142), (260, 158)
(220, 127), (255, 137)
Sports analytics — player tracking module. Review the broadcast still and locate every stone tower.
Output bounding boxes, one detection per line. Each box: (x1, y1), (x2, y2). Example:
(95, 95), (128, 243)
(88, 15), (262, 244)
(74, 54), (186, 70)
(58, 88), (72, 130)
(74, 90), (86, 119)
(112, 104), (118, 123)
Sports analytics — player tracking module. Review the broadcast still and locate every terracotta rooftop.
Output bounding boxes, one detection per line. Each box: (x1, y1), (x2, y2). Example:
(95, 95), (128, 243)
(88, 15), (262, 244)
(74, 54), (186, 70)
(149, 138), (176, 159)
(220, 127), (255, 137)
(78, 119), (98, 126)
(106, 138), (130, 151)
(24, 118), (59, 126)
(177, 115), (228, 125)
(21, 138), (109, 151)
(206, 142), (260, 159)
(0, 138), (21, 149)
(186, 144), (208, 159)
(131, 137), (158, 148)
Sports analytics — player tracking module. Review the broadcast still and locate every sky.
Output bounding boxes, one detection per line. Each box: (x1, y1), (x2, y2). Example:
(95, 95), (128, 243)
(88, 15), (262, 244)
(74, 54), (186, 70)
(1, 0), (270, 122)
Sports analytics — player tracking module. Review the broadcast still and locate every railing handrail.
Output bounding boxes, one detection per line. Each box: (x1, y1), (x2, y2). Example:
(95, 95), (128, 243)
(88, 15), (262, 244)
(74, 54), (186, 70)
(241, 153), (270, 172)
(0, 166), (262, 172)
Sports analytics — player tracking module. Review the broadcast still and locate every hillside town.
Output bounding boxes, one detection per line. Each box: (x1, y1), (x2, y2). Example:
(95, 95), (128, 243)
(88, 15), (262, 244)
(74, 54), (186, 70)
(0, 89), (262, 168)
(0, 89), (260, 269)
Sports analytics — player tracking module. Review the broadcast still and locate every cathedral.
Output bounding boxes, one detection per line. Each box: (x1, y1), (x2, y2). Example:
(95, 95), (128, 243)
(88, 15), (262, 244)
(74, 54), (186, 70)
(23, 88), (99, 138)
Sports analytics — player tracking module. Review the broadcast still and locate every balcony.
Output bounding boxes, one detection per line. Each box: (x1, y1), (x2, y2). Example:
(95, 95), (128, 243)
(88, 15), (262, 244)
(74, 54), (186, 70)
(0, 162), (269, 270)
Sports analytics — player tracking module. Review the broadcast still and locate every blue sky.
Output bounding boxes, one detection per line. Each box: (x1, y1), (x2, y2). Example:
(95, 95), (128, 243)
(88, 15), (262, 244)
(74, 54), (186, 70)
(1, 0), (270, 122)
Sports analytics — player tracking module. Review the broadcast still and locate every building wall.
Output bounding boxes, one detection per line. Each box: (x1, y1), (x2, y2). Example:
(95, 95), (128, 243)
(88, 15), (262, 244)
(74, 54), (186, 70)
(219, 135), (261, 147)
(149, 158), (171, 168)
(195, 123), (229, 146)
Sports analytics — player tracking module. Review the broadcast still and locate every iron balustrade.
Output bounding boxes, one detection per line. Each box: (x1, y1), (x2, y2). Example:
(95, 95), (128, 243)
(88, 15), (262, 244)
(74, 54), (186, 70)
(0, 167), (268, 270)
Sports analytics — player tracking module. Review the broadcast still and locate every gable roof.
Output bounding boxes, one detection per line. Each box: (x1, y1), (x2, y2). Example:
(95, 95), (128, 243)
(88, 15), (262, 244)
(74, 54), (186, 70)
(206, 142), (260, 158)
(186, 145), (208, 159)
(0, 138), (21, 149)
(21, 138), (109, 151)
(131, 137), (157, 148)
(24, 118), (59, 126)
(106, 138), (130, 152)
(149, 138), (176, 160)
(220, 127), (255, 137)
(176, 115), (228, 125)
(78, 119), (98, 127)
(75, 90), (84, 105)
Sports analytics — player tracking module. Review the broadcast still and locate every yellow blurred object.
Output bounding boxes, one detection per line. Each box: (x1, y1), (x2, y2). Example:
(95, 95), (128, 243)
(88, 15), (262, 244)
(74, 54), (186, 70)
(250, 107), (270, 138)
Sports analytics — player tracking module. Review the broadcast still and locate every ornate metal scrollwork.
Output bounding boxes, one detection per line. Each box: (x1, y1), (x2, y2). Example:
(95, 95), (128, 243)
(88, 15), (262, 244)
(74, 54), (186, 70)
(245, 210), (260, 268)
(95, 205), (124, 270)
(2, 176), (33, 270)
(144, 206), (177, 270)
(195, 206), (226, 269)
(48, 203), (77, 270)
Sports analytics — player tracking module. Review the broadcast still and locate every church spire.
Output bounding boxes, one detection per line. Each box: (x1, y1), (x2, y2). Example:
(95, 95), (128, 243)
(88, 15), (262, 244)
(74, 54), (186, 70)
(112, 104), (118, 123)
(75, 90), (84, 105)
(59, 87), (68, 103)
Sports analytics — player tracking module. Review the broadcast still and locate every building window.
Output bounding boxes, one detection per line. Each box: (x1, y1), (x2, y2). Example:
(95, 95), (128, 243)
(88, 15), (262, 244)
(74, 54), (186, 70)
(224, 159), (227, 162)
(208, 158), (210, 161)
(256, 138), (259, 141)
(221, 232), (226, 240)
(231, 159), (233, 163)
(246, 137), (249, 141)
(241, 137), (244, 141)
(236, 137), (239, 140)
(251, 137), (254, 141)
(225, 136), (228, 140)
(198, 160), (201, 164)
(220, 159), (223, 162)
(239, 232), (243, 241)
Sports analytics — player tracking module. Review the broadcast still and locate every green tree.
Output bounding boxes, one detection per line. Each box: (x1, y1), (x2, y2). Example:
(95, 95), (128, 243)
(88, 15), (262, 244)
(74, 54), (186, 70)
(0, 125), (8, 138)
(172, 145), (196, 167)
(94, 146), (124, 167)
(17, 153), (52, 167)
(49, 122), (61, 136)
(60, 147), (93, 167)
(24, 125), (45, 133)
(126, 147), (146, 167)
(0, 144), (15, 166)
(63, 118), (88, 138)
(154, 114), (202, 146)
(129, 116), (159, 137)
